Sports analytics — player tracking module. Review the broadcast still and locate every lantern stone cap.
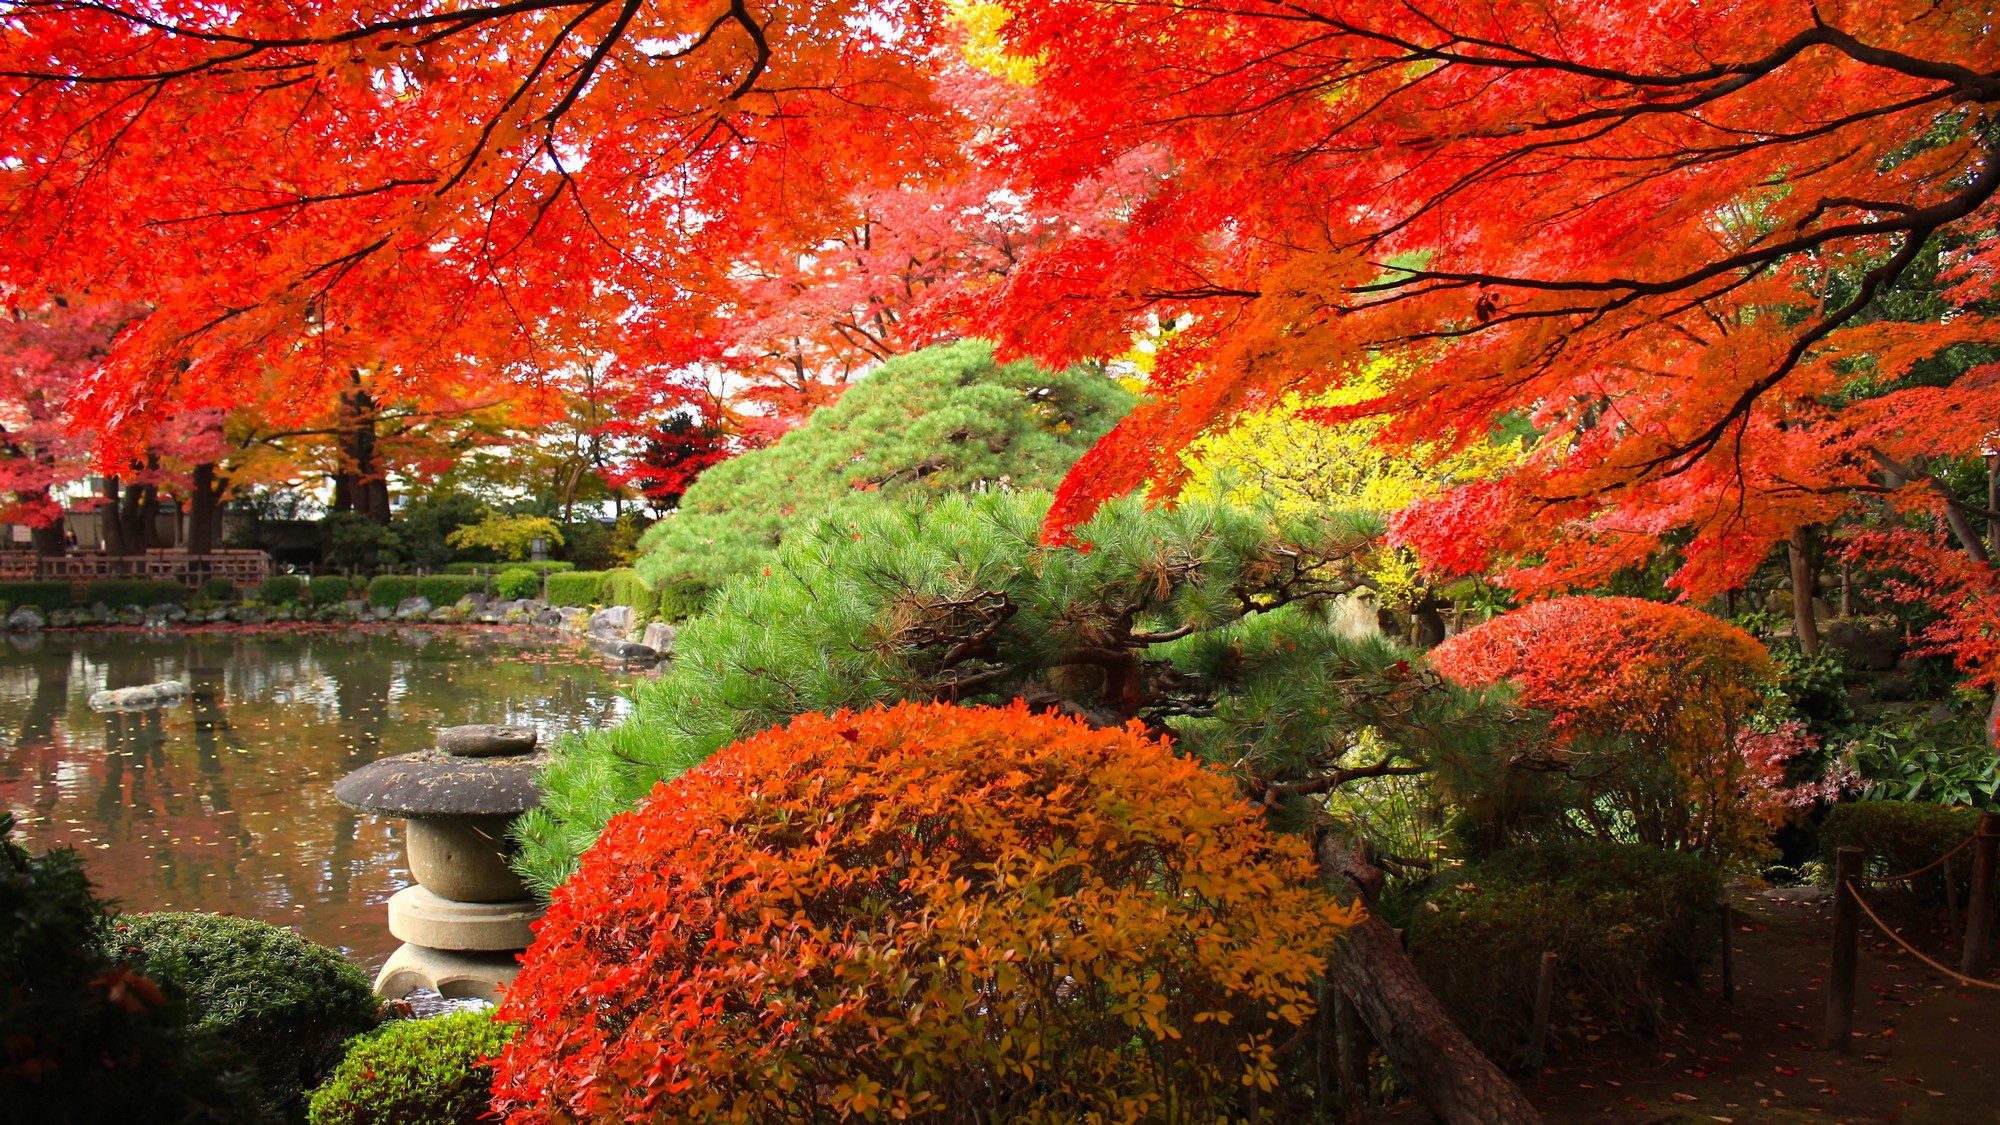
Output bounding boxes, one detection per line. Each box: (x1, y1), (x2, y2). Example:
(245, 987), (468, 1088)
(334, 749), (546, 818)
(435, 724), (538, 757)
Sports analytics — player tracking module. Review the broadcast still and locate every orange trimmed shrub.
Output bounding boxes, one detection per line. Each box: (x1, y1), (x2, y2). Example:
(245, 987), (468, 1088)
(1431, 596), (1779, 862)
(494, 701), (1354, 1124)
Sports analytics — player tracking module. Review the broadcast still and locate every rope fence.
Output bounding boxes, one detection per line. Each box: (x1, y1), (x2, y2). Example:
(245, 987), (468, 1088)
(1822, 811), (2000, 1053)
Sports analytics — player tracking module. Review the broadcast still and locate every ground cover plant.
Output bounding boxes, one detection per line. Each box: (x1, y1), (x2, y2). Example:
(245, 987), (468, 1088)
(496, 701), (1352, 1123)
(308, 1010), (512, 1125)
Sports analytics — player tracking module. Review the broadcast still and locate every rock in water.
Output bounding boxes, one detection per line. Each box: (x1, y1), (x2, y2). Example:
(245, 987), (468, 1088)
(395, 596), (434, 620)
(588, 605), (634, 635)
(89, 680), (190, 712)
(641, 621), (676, 655)
(6, 606), (46, 631)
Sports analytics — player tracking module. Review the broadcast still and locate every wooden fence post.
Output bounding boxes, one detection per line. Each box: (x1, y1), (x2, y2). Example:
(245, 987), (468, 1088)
(1962, 812), (2000, 977)
(1526, 951), (1558, 1073)
(1822, 846), (1863, 1053)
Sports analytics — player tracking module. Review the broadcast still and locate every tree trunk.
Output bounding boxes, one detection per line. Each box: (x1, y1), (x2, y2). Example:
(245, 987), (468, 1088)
(333, 388), (393, 524)
(186, 462), (225, 555)
(1987, 453), (1999, 557)
(101, 476), (128, 556)
(1788, 526), (1820, 656)
(1318, 836), (1544, 1125)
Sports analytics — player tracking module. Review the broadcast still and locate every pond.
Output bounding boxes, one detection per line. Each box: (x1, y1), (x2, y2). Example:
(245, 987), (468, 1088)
(0, 626), (639, 971)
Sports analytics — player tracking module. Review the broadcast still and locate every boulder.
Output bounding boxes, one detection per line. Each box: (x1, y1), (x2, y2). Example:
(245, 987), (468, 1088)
(5, 606), (45, 631)
(1823, 619), (1898, 672)
(641, 621), (676, 654)
(455, 593), (489, 612)
(532, 608), (563, 628)
(556, 606), (589, 631)
(47, 609), (80, 629)
(395, 595), (434, 620)
(589, 605), (634, 635)
(342, 598), (368, 615)
(588, 634), (659, 662)
(117, 606), (146, 626)
(205, 607), (231, 623)
(435, 724), (538, 758)
(89, 680), (190, 712)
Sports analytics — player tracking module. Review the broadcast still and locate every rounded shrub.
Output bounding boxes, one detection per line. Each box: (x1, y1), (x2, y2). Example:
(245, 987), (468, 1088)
(0, 580), (73, 610)
(308, 575), (357, 606)
(103, 912), (382, 1119)
(1431, 596), (1778, 862)
(199, 577), (237, 602)
(416, 574), (485, 607)
(308, 1010), (512, 1125)
(495, 701), (1351, 1123)
(2, 815), (260, 1123)
(365, 574), (422, 609)
(493, 567), (540, 601)
(1407, 841), (1722, 1054)
(258, 575), (306, 605)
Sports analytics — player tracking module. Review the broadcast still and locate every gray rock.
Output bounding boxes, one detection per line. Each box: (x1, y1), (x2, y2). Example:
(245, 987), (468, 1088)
(589, 605), (633, 634)
(641, 621), (676, 654)
(6, 606), (45, 631)
(588, 635), (659, 662)
(89, 601), (111, 619)
(455, 593), (489, 612)
(1823, 619), (1898, 671)
(532, 609), (562, 628)
(334, 750), (548, 818)
(144, 605), (174, 627)
(342, 598), (367, 615)
(395, 596), (434, 620)
(556, 606), (588, 631)
(117, 607), (145, 626)
(436, 724), (539, 758)
(205, 607), (231, 623)
(47, 609), (79, 629)
(227, 605), (264, 624)
(89, 680), (189, 712)
(163, 604), (188, 623)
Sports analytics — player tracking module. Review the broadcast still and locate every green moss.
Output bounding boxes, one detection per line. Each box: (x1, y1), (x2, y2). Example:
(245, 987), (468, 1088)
(633, 340), (1133, 608)
(307, 1011), (512, 1125)
(1407, 842), (1722, 1055)
(103, 912), (382, 1121)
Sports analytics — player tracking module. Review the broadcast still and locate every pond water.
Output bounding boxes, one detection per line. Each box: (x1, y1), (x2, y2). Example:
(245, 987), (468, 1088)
(0, 627), (639, 971)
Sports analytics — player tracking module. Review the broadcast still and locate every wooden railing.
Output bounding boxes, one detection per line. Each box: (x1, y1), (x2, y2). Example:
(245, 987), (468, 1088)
(0, 549), (273, 590)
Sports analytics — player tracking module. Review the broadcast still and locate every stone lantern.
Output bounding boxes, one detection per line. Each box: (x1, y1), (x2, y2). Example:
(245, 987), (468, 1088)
(334, 724), (546, 1001)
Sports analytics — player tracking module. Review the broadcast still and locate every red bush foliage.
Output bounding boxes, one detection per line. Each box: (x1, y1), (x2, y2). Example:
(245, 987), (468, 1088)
(1431, 597), (1780, 860)
(493, 701), (1353, 1124)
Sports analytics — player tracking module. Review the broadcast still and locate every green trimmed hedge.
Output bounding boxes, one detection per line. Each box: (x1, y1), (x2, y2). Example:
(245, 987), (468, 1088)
(440, 560), (574, 576)
(86, 579), (188, 607)
(1820, 800), (1981, 914)
(365, 575), (421, 609)
(0, 580), (74, 611)
(104, 912), (382, 1120)
(199, 577), (237, 602)
(602, 568), (651, 617)
(309, 575), (359, 605)
(654, 578), (713, 622)
(1408, 842), (1721, 1054)
(307, 1011), (513, 1125)
(416, 575), (487, 606)
(258, 575), (306, 605)
(544, 570), (607, 608)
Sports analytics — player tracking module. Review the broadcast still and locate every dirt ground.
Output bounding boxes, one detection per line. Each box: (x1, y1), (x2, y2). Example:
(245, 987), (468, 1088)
(1376, 885), (2000, 1124)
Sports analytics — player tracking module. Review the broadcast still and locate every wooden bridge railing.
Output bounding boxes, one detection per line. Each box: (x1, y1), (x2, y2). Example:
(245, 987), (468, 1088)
(0, 549), (273, 590)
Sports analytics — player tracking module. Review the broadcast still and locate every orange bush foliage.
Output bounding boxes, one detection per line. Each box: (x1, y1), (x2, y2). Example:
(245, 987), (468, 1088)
(1430, 597), (1781, 861)
(493, 701), (1354, 1124)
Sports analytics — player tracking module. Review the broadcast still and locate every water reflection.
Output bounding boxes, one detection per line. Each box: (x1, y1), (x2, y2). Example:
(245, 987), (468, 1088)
(0, 627), (636, 969)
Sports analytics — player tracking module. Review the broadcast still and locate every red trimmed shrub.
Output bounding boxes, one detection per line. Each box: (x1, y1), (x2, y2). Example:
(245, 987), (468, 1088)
(494, 701), (1352, 1123)
(1431, 596), (1779, 861)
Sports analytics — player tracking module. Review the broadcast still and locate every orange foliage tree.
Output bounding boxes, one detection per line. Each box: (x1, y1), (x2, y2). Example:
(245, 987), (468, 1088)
(493, 700), (1353, 1123)
(1430, 597), (1786, 864)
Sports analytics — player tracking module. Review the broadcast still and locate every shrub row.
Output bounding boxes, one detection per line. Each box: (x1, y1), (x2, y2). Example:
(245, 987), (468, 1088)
(87, 579), (189, 607)
(440, 560), (574, 576)
(310, 575), (360, 605)
(543, 570), (605, 607)
(0, 580), (74, 610)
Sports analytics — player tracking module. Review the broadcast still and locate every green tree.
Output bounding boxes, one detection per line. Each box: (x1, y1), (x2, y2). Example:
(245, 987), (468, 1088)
(631, 340), (1133, 614)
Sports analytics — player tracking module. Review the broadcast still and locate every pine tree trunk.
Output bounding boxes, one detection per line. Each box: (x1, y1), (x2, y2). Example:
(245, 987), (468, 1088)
(1318, 835), (1545, 1125)
(333, 388), (393, 524)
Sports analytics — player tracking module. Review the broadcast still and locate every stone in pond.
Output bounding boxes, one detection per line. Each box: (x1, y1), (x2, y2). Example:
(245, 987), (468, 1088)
(641, 621), (676, 654)
(588, 605), (632, 634)
(89, 680), (190, 712)
(6, 606), (45, 631)
(395, 595), (433, 619)
(436, 724), (538, 758)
